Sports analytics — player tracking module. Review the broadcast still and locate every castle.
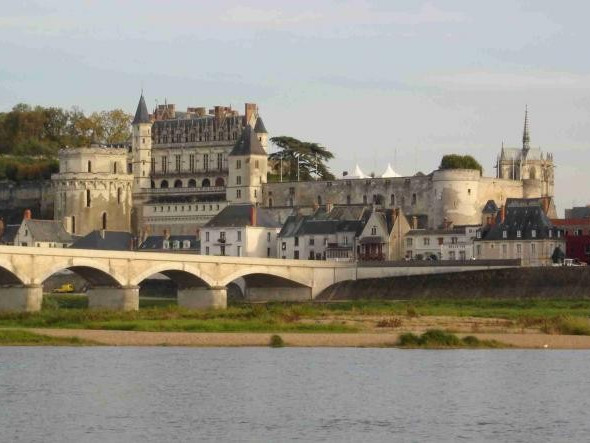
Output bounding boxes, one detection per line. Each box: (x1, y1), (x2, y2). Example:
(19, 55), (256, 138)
(51, 95), (555, 237)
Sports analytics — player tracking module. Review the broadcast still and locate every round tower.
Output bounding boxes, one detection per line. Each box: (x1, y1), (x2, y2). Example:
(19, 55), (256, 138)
(131, 93), (152, 191)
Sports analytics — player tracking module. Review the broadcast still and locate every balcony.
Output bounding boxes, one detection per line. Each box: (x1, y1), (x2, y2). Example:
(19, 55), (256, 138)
(151, 169), (228, 178)
(147, 186), (225, 194)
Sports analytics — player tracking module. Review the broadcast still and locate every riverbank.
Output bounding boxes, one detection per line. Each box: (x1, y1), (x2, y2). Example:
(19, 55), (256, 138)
(7, 328), (590, 348)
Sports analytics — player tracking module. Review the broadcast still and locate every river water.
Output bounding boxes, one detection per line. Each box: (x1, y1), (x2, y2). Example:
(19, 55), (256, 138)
(1, 347), (589, 442)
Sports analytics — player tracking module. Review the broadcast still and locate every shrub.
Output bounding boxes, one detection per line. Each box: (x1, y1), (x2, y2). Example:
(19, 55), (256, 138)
(270, 334), (284, 347)
(376, 317), (403, 328)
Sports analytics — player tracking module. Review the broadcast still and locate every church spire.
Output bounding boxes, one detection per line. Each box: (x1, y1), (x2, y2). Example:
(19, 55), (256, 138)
(522, 105), (530, 154)
(132, 93), (150, 125)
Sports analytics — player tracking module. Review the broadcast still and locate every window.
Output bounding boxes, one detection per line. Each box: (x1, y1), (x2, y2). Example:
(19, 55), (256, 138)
(86, 189), (91, 207)
(267, 248), (271, 257)
(163, 240), (170, 249)
(476, 231), (482, 239)
(237, 245), (242, 257)
(205, 232), (210, 242)
(318, 196), (322, 205)
(476, 244), (481, 256)
(183, 240), (191, 249)
(346, 195), (351, 205)
(294, 250), (299, 259)
(87, 161), (92, 172)
(502, 244), (507, 255)
(467, 188), (471, 196)
(412, 193), (417, 205)
(161, 156), (167, 173)
(203, 154), (209, 171)
(517, 230), (522, 238)
(189, 154), (195, 172)
(236, 159), (242, 169)
(172, 240), (180, 249)
(451, 237), (458, 244)
(175, 155), (181, 172)
(217, 153), (223, 171)
(255, 160), (259, 169)
(449, 251), (456, 260)
(423, 238), (430, 246)
(205, 246), (210, 255)
(309, 237), (315, 246)
(237, 231), (241, 241)
(289, 187), (295, 195)
(502, 230), (507, 239)
(220, 232), (226, 241)
(531, 243), (536, 254)
(236, 176), (242, 185)
(406, 238), (413, 247)
(390, 194), (395, 206)
(517, 244), (522, 255)
(531, 229), (537, 238)
(267, 232), (271, 242)
(459, 251), (466, 261)
(151, 158), (156, 173)
(117, 188), (122, 205)
(220, 245), (226, 256)
(343, 236), (348, 245)
(294, 237), (299, 247)
(71, 216), (76, 234)
(371, 226), (377, 235)
(363, 195), (367, 204)
(282, 242), (286, 250)
(236, 189), (242, 198)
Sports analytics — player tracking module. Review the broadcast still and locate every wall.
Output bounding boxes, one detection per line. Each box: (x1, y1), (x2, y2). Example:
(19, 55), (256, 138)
(0, 180), (54, 223)
(317, 267), (590, 300)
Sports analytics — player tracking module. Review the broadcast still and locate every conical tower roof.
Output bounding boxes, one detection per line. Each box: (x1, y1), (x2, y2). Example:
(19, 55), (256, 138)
(229, 125), (266, 156)
(254, 116), (267, 134)
(132, 94), (150, 125)
(381, 163), (401, 178)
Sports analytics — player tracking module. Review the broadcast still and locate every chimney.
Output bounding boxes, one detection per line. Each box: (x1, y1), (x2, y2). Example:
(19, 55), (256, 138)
(412, 216), (418, 230)
(163, 228), (170, 240)
(245, 103), (257, 125)
(250, 206), (257, 227)
(23, 209), (31, 220)
(500, 205), (506, 223)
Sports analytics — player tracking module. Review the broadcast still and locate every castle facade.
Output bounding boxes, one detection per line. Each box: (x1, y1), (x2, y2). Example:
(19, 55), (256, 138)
(52, 96), (555, 237)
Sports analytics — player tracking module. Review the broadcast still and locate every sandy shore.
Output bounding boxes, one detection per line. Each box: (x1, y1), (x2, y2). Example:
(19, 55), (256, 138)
(22, 328), (590, 349)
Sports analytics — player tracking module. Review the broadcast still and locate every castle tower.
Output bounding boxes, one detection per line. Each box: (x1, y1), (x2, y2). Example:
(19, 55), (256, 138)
(226, 125), (267, 204)
(132, 93), (152, 190)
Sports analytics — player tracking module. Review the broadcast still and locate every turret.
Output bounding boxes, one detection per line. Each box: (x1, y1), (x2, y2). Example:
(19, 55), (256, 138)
(226, 125), (267, 204)
(254, 116), (269, 153)
(131, 93), (152, 190)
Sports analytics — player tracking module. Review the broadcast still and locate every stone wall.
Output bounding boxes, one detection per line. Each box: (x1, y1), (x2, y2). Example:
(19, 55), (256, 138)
(0, 180), (54, 223)
(317, 267), (590, 300)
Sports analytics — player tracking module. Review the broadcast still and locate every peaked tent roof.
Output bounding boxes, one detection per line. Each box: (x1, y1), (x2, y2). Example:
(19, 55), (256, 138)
(348, 164), (368, 179)
(253, 116), (267, 134)
(132, 94), (151, 125)
(229, 125), (266, 156)
(381, 163), (401, 178)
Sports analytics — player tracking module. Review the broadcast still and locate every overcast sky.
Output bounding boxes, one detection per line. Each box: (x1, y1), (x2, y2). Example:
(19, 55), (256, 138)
(1, 0), (588, 215)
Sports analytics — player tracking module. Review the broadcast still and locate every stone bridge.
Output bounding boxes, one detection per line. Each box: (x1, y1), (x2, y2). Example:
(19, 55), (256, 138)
(0, 246), (519, 312)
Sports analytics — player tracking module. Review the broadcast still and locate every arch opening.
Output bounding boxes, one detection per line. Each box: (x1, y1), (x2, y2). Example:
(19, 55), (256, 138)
(174, 179), (183, 188)
(227, 273), (311, 302)
(0, 266), (25, 286)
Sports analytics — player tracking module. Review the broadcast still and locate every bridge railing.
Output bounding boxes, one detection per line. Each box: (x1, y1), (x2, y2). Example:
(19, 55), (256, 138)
(357, 259), (522, 268)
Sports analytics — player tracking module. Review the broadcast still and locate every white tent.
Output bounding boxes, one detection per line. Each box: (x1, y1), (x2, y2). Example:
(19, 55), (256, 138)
(381, 163), (401, 178)
(346, 164), (369, 179)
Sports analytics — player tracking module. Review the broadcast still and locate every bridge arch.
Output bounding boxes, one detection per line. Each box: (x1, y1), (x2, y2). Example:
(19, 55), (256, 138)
(0, 258), (26, 285)
(36, 258), (127, 288)
(219, 267), (312, 289)
(130, 263), (215, 288)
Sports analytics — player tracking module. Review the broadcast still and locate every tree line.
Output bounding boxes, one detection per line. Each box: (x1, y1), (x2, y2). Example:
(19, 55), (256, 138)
(0, 103), (132, 157)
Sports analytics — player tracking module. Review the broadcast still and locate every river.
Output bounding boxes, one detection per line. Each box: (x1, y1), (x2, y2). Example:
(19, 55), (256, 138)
(1, 347), (589, 442)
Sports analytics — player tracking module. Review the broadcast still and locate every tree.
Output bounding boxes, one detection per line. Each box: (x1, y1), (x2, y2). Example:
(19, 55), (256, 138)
(439, 154), (483, 174)
(269, 136), (335, 181)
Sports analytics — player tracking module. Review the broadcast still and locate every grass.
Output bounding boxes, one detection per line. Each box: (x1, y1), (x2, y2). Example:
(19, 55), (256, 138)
(2, 295), (590, 335)
(398, 329), (507, 349)
(0, 329), (95, 346)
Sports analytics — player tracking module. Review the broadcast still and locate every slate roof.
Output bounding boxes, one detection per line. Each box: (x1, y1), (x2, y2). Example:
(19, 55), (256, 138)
(24, 219), (73, 243)
(482, 200), (498, 214)
(500, 147), (543, 161)
(204, 205), (280, 228)
(70, 230), (134, 251)
(229, 125), (266, 156)
(0, 224), (19, 244)
(253, 116), (267, 134)
(278, 214), (310, 238)
(132, 94), (150, 125)
(477, 198), (560, 241)
(566, 206), (590, 219)
(139, 235), (200, 251)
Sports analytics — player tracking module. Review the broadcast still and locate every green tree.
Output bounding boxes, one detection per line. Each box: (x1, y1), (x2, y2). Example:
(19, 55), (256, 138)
(439, 154), (483, 174)
(269, 136), (335, 181)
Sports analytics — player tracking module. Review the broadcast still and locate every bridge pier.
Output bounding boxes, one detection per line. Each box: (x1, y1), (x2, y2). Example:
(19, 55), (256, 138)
(245, 287), (311, 302)
(88, 286), (139, 311)
(178, 286), (227, 309)
(0, 285), (43, 312)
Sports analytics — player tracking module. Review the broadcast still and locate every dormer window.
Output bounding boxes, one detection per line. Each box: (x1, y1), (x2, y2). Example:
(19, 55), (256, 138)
(163, 240), (170, 249)
(173, 240), (180, 249)
(502, 230), (507, 239)
(531, 229), (536, 238)
(183, 240), (191, 249)
(371, 226), (377, 235)
(517, 230), (522, 238)
(476, 231), (481, 239)
(549, 230), (553, 238)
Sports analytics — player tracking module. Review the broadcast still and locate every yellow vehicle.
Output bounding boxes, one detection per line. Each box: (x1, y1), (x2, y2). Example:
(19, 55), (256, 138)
(52, 283), (75, 293)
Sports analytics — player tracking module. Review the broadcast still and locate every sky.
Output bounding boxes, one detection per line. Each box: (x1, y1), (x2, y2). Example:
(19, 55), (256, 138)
(1, 0), (589, 215)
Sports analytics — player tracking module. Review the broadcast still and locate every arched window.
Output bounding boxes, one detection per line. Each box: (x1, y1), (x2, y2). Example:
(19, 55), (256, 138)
(174, 179), (183, 188)
(215, 177), (224, 187)
(390, 194), (395, 206)
(268, 198), (273, 208)
(188, 179), (197, 188)
(102, 212), (107, 230)
(161, 180), (169, 189)
(87, 161), (92, 172)
(117, 188), (122, 204)
(150, 180), (155, 189)
(202, 178), (210, 187)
